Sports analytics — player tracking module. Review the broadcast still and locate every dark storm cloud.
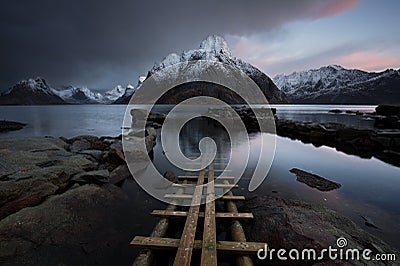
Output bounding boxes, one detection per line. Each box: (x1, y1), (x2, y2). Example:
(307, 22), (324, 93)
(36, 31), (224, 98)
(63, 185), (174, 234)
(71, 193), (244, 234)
(0, 0), (355, 91)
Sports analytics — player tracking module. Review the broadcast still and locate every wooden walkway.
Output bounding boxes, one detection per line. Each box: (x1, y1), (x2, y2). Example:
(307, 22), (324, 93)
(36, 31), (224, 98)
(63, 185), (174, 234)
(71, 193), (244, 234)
(131, 160), (265, 265)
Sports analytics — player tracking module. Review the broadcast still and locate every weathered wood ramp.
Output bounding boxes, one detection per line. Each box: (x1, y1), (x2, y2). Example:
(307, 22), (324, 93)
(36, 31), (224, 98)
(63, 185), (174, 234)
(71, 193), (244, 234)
(131, 160), (266, 265)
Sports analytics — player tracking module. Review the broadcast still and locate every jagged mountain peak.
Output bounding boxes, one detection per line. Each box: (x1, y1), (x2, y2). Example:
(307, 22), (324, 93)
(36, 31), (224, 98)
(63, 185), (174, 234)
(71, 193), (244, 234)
(199, 34), (232, 57)
(151, 35), (235, 73)
(141, 34), (288, 104)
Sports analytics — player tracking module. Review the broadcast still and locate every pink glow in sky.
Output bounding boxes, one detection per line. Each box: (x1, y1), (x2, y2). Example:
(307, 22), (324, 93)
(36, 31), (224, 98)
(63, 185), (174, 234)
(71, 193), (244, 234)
(228, 0), (400, 76)
(317, 0), (359, 17)
(337, 51), (400, 72)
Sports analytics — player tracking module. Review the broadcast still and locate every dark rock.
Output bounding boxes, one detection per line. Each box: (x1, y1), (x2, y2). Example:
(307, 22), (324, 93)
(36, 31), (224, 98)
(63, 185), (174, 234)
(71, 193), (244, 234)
(0, 184), (133, 265)
(163, 171), (178, 183)
(147, 112), (166, 124)
(0, 137), (96, 219)
(375, 105), (400, 116)
(78, 149), (104, 161)
(240, 196), (400, 265)
(70, 139), (91, 153)
(0, 179), (58, 220)
(290, 168), (341, 191)
(361, 216), (379, 229)
(0, 120), (26, 132)
(275, 118), (400, 167)
(72, 170), (109, 184)
(109, 164), (131, 185)
(329, 109), (343, 114)
(104, 147), (125, 165)
(374, 115), (399, 129)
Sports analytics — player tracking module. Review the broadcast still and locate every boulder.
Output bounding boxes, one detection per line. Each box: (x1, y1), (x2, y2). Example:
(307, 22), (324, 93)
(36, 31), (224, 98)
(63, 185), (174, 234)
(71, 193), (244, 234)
(240, 196), (400, 265)
(70, 139), (91, 152)
(290, 168), (341, 191)
(109, 164), (131, 185)
(375, 105), (400, 117)
(72, 170), (109, 184)
(0, 184), (133, 265)
(78, 149), (104, 161)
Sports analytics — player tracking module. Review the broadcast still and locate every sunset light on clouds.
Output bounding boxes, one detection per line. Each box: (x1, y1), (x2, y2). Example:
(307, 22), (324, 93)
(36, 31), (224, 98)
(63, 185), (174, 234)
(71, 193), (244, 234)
(227, 0), (400, 77)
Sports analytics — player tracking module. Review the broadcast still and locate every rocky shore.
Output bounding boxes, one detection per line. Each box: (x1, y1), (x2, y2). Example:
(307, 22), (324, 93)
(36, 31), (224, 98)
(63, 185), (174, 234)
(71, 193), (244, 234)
(0, 130), (156, 264)
(0, 120), (26, 132)
(276, 119), (400, 167)
(239, 196), (400, 265)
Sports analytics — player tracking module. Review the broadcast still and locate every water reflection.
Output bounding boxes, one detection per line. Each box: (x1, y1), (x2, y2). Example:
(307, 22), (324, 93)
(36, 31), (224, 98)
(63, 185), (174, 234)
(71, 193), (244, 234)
(153, 117), (400, 249)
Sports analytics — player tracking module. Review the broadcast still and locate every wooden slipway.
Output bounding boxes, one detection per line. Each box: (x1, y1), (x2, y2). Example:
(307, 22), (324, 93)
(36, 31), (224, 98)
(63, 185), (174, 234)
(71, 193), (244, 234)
(130, 159), (266, 266)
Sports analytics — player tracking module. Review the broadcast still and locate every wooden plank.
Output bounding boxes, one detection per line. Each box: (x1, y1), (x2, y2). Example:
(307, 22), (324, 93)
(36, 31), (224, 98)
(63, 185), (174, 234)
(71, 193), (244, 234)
(172, 183), (238, 188)
(173, 169), (205, 266)
(223, 180), (254, 266)
(132, 181), (187, 266)
(178, 175), (234, 180)
(213, 169), (232, 172)
(215, 184), (237, 188)
(201, 163), (217, 265)
(185, 162), (226, 166)
(131, 236), (266, 255)
(164, 194), (245, 201)
(151, 210), (254, 220)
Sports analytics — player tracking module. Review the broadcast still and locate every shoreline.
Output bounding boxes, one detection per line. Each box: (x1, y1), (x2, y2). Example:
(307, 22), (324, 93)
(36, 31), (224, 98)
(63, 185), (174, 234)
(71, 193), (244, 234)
(0, 134), (399, 264)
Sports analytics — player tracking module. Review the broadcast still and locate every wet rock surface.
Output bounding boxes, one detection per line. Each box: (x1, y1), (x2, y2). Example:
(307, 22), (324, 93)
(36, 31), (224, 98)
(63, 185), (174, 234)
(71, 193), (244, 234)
(240, 196), (400, 265)
(0, 184), (134, 265)
(290, 168), (341, 191)
(0, 130), (157, 264)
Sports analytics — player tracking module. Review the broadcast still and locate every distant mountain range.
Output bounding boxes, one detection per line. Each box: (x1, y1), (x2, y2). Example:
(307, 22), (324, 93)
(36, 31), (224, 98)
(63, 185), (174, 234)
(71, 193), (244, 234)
(1, 36), (399, 105)
(273, 65), (400, 104)
(0, 77), (138, 105)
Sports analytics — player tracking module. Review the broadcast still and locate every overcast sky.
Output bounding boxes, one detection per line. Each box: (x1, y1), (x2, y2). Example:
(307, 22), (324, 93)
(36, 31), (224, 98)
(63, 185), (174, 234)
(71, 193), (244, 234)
(1, 0), (399, 91)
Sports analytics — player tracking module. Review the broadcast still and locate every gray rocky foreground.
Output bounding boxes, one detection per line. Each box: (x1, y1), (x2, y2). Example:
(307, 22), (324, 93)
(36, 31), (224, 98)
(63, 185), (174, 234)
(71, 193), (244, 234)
(240, 196), (400, 265)
(0, 131), (157, 264)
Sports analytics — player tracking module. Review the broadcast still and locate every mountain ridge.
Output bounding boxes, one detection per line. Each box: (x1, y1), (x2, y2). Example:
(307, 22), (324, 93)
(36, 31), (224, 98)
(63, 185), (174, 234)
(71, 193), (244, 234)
(0, 77), (134, 105)
(273, 65), (400, 104)
(123, 34), (287, 104)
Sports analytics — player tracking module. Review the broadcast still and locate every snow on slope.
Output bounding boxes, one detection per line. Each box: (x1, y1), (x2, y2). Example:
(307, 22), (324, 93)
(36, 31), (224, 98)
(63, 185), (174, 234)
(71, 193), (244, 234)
(138, 34), (287, 104)
(273, 65), (400, 104)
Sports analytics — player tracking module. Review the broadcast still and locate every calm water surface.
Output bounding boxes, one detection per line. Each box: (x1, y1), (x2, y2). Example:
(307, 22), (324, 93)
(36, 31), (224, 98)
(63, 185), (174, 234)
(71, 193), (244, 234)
(1, 104), (399, 253)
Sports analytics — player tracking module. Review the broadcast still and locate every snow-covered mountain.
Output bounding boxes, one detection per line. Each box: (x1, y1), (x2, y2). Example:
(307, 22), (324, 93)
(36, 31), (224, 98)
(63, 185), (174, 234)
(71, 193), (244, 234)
(273, 65), (400, 104)
(53, 84), (131, 104)
(113, 76), (145, 104)
(0, 77), (136, 105)
(53, 86), (104, 104)
(114, 35), (287, 104)
(0, 77), (66, 105)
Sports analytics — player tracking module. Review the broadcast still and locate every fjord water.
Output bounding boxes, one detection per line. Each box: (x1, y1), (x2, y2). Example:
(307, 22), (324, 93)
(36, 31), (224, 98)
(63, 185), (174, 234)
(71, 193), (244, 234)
(1, 104), (399, 249)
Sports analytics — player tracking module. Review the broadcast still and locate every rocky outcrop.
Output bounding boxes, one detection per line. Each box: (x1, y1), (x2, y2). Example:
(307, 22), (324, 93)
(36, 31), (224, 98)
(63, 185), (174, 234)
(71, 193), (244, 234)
(0, 132), (157, 264)
(240, 196), (400, 265)
(0, 184), (133, 265)
(374, 105), (400, 129)
(0, 121), (26, 132)
(290, 168), (341, 191)
(0, 130), (156, 220)
(276, 119), (400, 167)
